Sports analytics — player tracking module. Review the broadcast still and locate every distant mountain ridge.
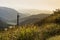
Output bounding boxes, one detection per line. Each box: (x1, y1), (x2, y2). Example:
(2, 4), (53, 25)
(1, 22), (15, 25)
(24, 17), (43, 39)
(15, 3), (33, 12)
(18, 9), (53, 15)
(19, 14), (51, 25)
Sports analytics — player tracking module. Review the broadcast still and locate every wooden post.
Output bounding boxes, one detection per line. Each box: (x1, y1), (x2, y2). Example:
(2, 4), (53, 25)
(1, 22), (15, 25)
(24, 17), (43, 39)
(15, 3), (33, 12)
(17, 13), (19, 26)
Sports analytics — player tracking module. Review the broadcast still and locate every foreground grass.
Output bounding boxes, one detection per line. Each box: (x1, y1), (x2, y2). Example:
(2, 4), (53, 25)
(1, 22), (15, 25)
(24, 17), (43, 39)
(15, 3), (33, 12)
(0, 23), (60, 40)
(0, 25), (41, 40)
(47, 35), (60, 40)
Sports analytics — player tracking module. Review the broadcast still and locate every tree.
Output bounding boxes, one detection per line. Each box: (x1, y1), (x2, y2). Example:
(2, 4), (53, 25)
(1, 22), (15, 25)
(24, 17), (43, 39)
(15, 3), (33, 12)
(54, 9), (60, 14)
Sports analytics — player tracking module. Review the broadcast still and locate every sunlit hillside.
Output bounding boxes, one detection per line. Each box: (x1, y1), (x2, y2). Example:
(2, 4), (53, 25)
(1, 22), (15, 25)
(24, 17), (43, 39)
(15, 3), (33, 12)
(35, 9), (60, 26)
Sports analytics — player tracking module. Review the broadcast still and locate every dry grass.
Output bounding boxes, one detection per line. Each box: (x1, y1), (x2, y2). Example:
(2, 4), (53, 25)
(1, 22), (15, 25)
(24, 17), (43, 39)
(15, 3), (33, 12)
(0, 24), (60, 40)
(47, 35), (60, 40)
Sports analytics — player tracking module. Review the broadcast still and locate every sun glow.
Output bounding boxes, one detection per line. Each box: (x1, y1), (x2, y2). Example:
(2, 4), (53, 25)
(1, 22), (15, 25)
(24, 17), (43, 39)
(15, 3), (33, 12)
(0, 0), (60, 11)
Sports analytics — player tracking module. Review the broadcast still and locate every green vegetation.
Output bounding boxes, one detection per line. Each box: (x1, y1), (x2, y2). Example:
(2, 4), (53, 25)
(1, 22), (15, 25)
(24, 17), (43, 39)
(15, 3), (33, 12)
(0, 25), (40, 40)
(0, 23), (60, 40)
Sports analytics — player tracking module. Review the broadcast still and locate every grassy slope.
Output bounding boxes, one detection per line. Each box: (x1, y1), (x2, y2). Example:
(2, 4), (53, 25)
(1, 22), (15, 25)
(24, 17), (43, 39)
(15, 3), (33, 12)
(35, 10), (60, 26)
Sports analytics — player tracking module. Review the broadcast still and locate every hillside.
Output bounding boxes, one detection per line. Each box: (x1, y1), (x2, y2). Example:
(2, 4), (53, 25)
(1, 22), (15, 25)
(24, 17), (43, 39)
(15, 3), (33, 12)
(19, 14), (50, 25)
(35, 9), (60, 26)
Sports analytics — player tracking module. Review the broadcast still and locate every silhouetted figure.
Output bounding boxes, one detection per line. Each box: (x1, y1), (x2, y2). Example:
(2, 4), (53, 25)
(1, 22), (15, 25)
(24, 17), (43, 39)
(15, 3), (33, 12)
(17, 13), (20, 26)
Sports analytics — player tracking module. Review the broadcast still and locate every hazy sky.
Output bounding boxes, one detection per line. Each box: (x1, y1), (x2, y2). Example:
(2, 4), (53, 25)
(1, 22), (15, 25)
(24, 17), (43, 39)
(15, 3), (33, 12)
(0, 0), (60, 10)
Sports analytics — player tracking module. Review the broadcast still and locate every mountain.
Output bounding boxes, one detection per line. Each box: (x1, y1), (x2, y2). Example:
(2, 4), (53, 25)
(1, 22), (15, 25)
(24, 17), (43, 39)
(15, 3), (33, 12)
(0, 7), (29, 25)
(18, 9), (53, 15)
(19, 14), (51, 25)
